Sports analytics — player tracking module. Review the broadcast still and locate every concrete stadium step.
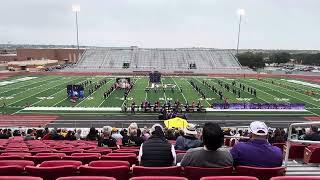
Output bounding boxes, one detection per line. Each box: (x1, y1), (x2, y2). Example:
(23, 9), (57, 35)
(0, 115), (59, 127)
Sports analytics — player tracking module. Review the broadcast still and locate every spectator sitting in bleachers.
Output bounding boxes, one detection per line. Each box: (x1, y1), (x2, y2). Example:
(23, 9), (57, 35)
(75, 129), (83, 140)
(268, 128), (286, 144)
(165, 128), (176, 140)
(0, 129), (11, 139)
(24, 129), (35, 141)
(180, 122), (233, 167)
(65, 130), (76, 140)
(139, 124), (176, 167)
(122, 123), (144, 146)
(98, 126), (117, 147)
(141, 127), (150, 141)
(86, 127), (100, 141)
(175, 124), (202, 151)
(230, 121), (283, 167)
(111, 127), (123, 141)
(302, 126), (320, 141)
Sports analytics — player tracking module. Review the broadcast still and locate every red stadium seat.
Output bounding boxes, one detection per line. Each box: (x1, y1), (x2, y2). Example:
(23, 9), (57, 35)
(0, 160), (35, 176)
(84, 148), (112, 155)
(283, 144), (307, 159)
(64, 155), (100, 164)
(184, 166), (234, 180)
(30, 149), (53, 155)
(0, 176), (43, 180)
(57, 176), (116, 180)
(1, 152), (31, 157)
(200, 176), (258, 180)
(75, 145), (97, 150)
(132, 166), (182, 177)
(304, 146), (320, 164)
(71, 153), (101, 157)
(40, 160), (82, 167)
(36, 153), (66, 158)
(175, 150), (187, 154)
(57, 149), (84, 155)
(113, 149), (139, 155)
(0, 160), (34, 167)
(271, 176), (320, 180)
(79, 160), (130, 180)
(25, 155), (62, 165)
(102, 153), (137, 166)
(120, 146), (140, 149)
(224, 138), (230, 146)
(0, 156), (24, 160)
(236, 166), (286, 180)
(0, 166), (24, 176)
(25, 165), (78, 180)
(88, 160), (130, 167)
(130, 176), (188, 180)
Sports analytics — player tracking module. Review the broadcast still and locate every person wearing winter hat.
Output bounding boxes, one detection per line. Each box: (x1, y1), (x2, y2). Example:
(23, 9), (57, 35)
(138, 123), (176, 167)
(230, 121), (283, 167)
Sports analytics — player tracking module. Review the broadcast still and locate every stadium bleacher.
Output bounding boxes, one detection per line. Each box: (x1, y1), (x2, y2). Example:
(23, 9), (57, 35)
(63, 47), (254, 74)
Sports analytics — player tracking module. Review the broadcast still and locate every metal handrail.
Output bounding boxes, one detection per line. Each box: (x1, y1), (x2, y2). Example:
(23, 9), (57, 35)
(284, 121), (320, 167)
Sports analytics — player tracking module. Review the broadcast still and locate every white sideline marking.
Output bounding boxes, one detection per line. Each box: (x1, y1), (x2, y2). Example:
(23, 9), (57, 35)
(206, 109), (307, 112)
(23, 107), (121, 111)
(0, 77), (38, 86)
(287, 80), (320, 89)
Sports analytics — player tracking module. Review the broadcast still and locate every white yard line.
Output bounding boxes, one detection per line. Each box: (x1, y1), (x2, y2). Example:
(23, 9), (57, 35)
(215, 78), (269, 103)
(186, 78), (210, 106)
(98, 78), (117, 107)
(76, 78), (111, 107)
(161, 79), (167, 102)
(0, 76), (59, 95)
(246, 79), (320, 116)
(171, 77), (187, 104)
(239, 79), (279, 103)
(8, 77), (73, 106)
(255, 80), (320, 107)
(121, 78), (139, 107)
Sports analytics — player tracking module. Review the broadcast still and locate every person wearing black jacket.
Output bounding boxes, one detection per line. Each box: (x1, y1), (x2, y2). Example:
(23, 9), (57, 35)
(138, 124), (176, 167)
(98, 126), (117, 148)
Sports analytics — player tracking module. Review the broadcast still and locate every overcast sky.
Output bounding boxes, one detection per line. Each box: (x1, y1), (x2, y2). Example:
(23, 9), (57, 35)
(0, 0), (319, 49)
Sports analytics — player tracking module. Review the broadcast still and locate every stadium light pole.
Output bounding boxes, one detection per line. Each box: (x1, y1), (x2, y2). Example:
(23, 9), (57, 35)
(236, 8), (245, 55)
(72, 5), (80, 62)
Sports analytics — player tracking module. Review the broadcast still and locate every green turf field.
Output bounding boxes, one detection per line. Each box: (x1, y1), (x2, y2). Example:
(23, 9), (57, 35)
(0, 75), (319, 117)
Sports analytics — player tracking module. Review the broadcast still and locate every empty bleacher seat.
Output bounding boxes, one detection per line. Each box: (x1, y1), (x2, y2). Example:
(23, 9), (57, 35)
(130, 176), (188, 180)
(304, 146), (320, 164)
(236, 166), (286, 180)
(79, 160), (130, 180)
(102, 153), (137, 166)
(64, 154), (100, 164)
(57, 177), (116, 180)
(83, 148), (112, 155)
(0, 160), (35, 176)
(25, 155), (62, 165)
(284, 144), (307, 159)
(132, 166), (182, 177)
(200, 176), (258, 180)
(26, 160), (82, 180)
(0, 176), (43, 180)
(184, 166), (234, 180)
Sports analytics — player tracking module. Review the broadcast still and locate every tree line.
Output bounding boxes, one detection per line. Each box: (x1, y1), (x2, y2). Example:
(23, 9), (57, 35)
(236, 51), (320, 69)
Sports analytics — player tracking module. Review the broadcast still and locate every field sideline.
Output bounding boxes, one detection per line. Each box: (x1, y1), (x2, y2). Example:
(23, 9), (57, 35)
(0, 75), (319, 117)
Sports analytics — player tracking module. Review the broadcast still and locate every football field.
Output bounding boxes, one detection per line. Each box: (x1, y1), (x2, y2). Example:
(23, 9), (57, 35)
(0, 75), (319, 118)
